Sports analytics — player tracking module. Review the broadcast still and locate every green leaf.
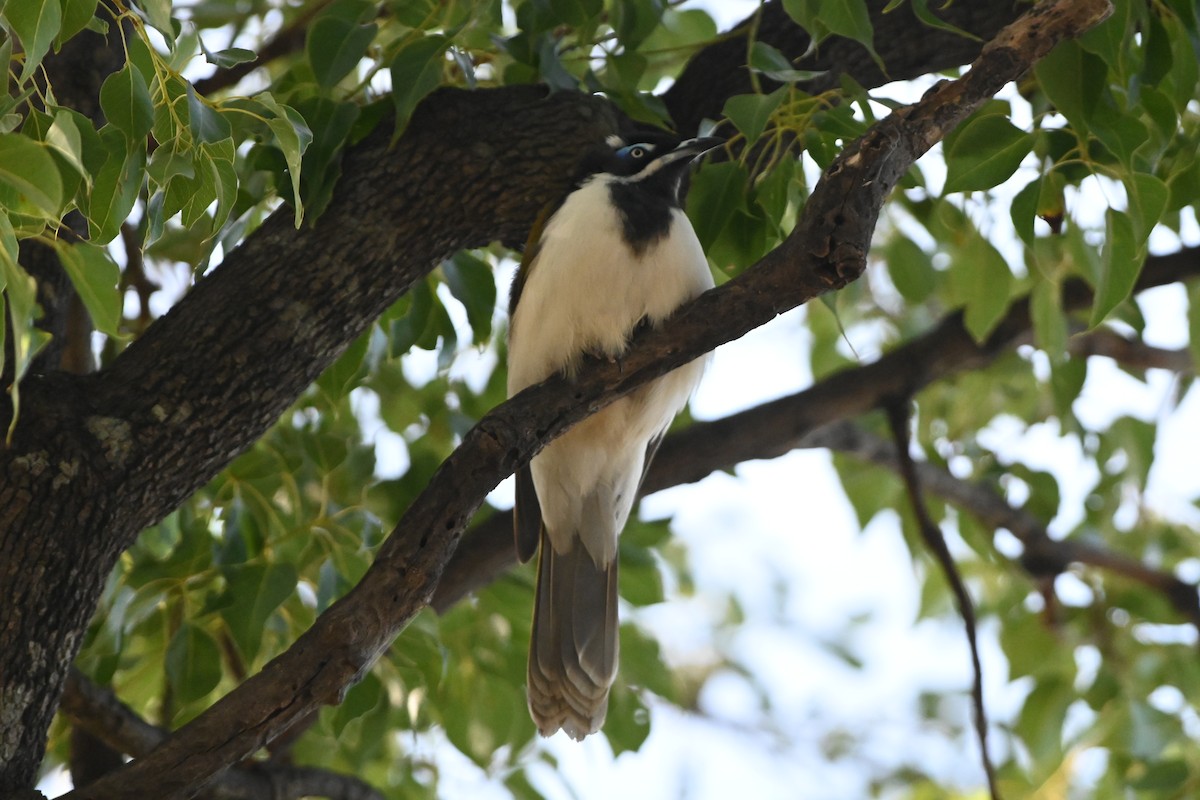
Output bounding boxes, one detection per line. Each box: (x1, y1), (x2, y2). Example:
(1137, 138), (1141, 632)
(685, 160), (746, 252)
(284, 95), (355, 222)
(331, 671), (384, 737)
(0, 214), (48, 438)
(307, 16), (378, 88)
(1033, 41), (1106, 131)
(56, 241), (122, 336)
(1049, 352), (1087, 420)
(909, 0), (980, 41)
(389, 34), (448, 137)
(219, 563), (298, 661)
(951, 233), (1013, 342)
(45, 109), (88, 184)
(549, 0), (603, 27)
(611, 0), (667, 51)
(58, 0), (98, 46)
(1089, 209), (1140, 326)
(1107, 415), (1156, 489)
(99, 62), (154, 143)
(165, 623), (223, 706)
(748, 41), (822, 83)
(316, 327), (370, 401)
(722, 87), (786, 147)
(884, 234), (935, 304)
(1011, 170), (1067, 244)
(147, 138), (195, 190)
(943, 113), (1031, 194)
(1123, 172), (1168, 245)
(1030, 277), (1067, 362)
(1015, 676), (1073, 761)
(390, 279), (435, 356)
(637, 8), (717, 57)
(441, 251), (496, 344)
(0, 133), (63, 215)
(84, 127), (146, 243)
(781, 0), (876, 58)
(752, 153), (796, 228)
(618, 545), (663, 606)
(256, 94), (313, 226)
(199, 40), (257, 68)
(177, 150), (217, 228)
(1091, 112), (1150, 169)
(1188, 282), (1200, 371)
(139, 0), (176, 41)
(186, 85), (232, 144)
(205, 145), (238, 238)
(6, 0), (62, 82)
(1130, 760), (1190, 792)
(1011, 176), (1040, 247)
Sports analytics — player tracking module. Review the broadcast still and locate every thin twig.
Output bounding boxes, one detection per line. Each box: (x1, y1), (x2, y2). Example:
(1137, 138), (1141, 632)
(814, 420), (1200, 634)
(884, 401), (999, 800)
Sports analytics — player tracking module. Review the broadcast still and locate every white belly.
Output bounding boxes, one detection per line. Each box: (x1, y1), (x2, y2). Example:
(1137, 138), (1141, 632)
(507, 176), (714, 563)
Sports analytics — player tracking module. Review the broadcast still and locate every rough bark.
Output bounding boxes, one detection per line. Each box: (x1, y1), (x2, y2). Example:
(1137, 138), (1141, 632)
(663, 0), (1023, 135)
(0, 0), (1115, 794)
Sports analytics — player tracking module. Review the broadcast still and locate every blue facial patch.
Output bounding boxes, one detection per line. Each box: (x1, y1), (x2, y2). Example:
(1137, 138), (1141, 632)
(616, 143), (653, 160)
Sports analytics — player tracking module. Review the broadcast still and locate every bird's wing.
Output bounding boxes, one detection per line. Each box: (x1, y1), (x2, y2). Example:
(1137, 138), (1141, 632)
(513, 465), (542, 563)
(638, 431), (665, 493)
(507, 200), (557, 318)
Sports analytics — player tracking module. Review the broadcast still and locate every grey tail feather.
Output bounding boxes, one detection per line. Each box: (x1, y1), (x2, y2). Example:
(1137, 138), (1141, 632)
(527, 528), (619, 740)
(513, 466), (542, 563)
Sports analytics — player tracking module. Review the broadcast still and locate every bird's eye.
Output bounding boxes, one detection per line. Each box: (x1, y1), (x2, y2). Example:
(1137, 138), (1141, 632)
(617, 144), (652, 160)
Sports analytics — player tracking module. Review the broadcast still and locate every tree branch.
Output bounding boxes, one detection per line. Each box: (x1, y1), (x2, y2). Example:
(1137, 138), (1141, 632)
(884, 401), (998, 800)
(62, 3), (1113, 796)
(433, 245), (1200, 610)
(1069, 328), (1193, 373)
(663, 0), (1022, 136)
(811, 421), (1200, 633)
(59, 670), (384, 800)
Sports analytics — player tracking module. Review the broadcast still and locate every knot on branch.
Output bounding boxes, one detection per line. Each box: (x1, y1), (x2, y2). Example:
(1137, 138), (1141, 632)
(825, 242), (866, 287)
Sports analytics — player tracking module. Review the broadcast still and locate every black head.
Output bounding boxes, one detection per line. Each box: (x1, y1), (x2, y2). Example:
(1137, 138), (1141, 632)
(575, 133), (723, 254)
(575, 132), (724, 206)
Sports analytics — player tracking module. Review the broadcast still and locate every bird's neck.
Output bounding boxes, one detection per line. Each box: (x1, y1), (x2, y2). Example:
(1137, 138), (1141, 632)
(601, 173), (681, 256)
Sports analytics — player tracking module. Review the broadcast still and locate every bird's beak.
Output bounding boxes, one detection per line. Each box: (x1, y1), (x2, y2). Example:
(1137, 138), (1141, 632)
(652, 136), (725, 170)
(676, 136), (726, 158)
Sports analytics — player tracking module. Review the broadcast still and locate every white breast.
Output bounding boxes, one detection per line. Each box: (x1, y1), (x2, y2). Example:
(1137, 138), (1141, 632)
(507, 175), (714, 395)
(507, 174), (714, 564)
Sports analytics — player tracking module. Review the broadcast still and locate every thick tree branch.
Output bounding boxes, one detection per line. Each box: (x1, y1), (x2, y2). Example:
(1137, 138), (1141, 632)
(59, 670), (383, 800)
(62, 3), (1112, 797)
(663, 0), (1022, 136)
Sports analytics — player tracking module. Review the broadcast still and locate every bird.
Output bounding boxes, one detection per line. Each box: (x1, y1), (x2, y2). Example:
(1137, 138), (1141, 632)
(506, 131), (723, 740)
